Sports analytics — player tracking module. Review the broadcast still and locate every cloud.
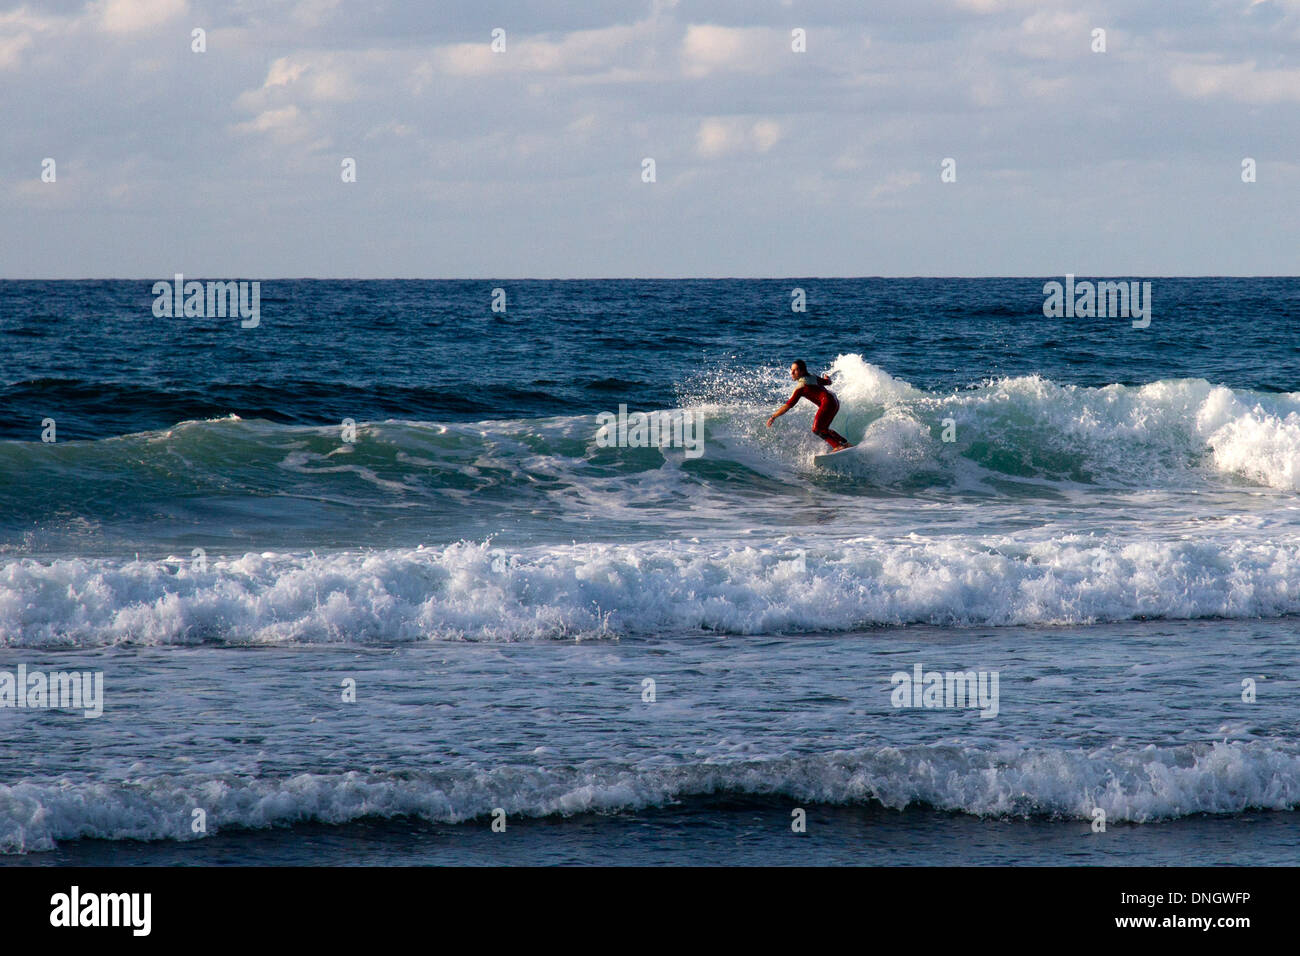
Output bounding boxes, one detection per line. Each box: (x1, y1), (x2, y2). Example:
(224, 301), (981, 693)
(364, 120), (413, 140)
(870, 170), (923, 200)
(239, 54), (360, 107)
(1016, 9), (1092, 59)
(265, 58), (309, 89)
(681, 24), (784, 77)
(696, 118), (783, 158)
(949, 0), (1053, 13)
(93, 0), (189, 35)
(0, 29), (33, 70)
(1, 0), (189, 71)
(0, 6), (61, 70)
(1169, 59), (1300, 103)
(291, 0), (341, 29)
(231, 104), (314, 144)
(434, 23), (646, 77)
(751, 119), (781, 152)
(3, 0), (1299, 277)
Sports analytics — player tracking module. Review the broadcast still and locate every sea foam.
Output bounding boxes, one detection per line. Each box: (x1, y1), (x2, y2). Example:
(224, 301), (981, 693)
(3, 740), (1297, 852)
(3, 533), (1300, 645)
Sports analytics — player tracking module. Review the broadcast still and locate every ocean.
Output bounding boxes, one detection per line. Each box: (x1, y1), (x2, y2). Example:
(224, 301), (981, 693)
(2, 277), (1299, 865)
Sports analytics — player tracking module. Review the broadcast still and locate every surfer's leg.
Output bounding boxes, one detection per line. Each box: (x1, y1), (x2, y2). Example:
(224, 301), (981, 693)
(812, 405), (849, 449)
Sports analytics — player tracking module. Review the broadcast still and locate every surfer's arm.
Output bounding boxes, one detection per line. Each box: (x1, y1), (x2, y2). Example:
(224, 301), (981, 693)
(766, 389), (803, 426)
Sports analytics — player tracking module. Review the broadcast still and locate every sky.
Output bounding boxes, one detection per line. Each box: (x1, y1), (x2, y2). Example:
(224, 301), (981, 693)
(2, 0), (1298, 277)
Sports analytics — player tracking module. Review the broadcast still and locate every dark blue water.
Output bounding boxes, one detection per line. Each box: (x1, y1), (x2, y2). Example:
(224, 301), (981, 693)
(3, 278), (1297, 440)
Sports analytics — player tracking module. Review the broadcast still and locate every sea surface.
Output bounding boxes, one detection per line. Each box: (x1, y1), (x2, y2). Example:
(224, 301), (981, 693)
(2, 277), (1299, 865)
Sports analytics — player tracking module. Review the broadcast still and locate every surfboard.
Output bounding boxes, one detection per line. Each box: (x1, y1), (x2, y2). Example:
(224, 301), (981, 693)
(812, 444), (855, 466)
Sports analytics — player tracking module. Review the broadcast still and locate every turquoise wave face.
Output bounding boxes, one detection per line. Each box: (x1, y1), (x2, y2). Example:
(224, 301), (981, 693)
(4, 361), (1300, 559)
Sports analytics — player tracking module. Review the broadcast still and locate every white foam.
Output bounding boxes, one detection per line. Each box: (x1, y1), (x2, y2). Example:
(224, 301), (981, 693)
(3, 740), (1296, 851)
(4, 532), (1300, 645)
(1198, 389), (1300, 491)
(827, 353), (925, 407)
(791, 362), (1300, 490)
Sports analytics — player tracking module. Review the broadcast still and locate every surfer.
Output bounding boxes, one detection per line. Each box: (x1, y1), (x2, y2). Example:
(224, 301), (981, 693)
(766, 360), (852, 450)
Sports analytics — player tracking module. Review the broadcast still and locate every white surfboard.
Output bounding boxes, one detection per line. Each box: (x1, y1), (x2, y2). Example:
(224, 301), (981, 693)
(812, 444), (855, 466)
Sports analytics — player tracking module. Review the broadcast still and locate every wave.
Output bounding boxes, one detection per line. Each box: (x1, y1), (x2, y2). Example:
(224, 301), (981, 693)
(5, 534), (1300, 645)
(811, 355), (1300, 491)
(3, 358), (1300, 526)
(4, 740), (1297, 851)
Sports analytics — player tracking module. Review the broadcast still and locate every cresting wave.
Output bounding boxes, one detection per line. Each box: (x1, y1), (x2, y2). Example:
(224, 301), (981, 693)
(3, 740), (1298, 852)
(4, 535), (1300, 645)
(2, 358), (1300, 512)
(806, 355), (1300, 491)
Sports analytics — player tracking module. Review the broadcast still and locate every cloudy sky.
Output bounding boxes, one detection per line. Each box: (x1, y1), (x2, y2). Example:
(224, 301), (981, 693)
(3, 0), (1298, 277)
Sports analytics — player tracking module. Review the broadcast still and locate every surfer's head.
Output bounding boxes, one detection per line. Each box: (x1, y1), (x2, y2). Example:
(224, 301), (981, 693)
(790, 360), (807, 380)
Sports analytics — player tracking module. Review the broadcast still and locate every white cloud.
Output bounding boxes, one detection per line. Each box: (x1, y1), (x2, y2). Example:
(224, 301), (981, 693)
(94, 0), (188, 35)
(1, 0), (188, 70)
(751, 120), (782, 152)
(435, 23), (645, 77)
(235, 53), (365, 118)
(696, 118), (783, 158)
(291, 0), (340, 29)
(950, 0), (1042, 12)
(696, 119), (740, 157)
(265, 58), (309, 89)
(870, 170), (922, 200)
(681, 24), (782, 77)
(1016, 9), (1092, 59)
(566, 113), (598, 133)
(0, 29), (32, 69)
(232, 104), (313, 143)
(364, 121), (413, 140)
(0, 6), (61, 70)
(1169, 59), (1300, 103)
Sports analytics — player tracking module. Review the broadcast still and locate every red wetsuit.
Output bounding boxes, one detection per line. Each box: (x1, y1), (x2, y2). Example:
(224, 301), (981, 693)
(792, 377), (838, 430)
(786, 376), (850, 449)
